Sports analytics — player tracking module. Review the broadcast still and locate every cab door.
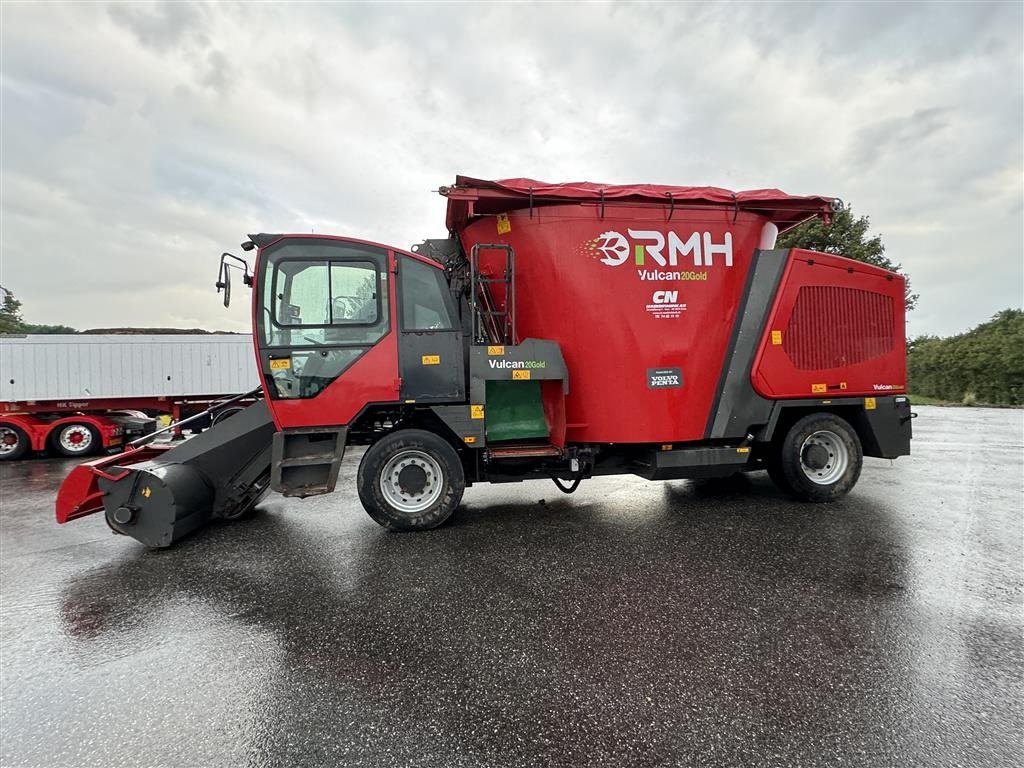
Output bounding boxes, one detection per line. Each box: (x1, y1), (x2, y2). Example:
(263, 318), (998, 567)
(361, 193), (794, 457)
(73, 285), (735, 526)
(396, 255), (465, 401)
(254, 236), (399, 428)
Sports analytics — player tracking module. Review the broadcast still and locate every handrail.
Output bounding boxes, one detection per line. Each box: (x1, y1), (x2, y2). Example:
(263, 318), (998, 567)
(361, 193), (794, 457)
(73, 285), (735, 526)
(129, 387), (263, 447)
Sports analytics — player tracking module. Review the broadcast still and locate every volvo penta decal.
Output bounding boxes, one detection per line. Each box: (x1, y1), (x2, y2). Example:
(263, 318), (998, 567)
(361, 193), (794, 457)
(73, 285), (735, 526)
(585, 230), (734, 269)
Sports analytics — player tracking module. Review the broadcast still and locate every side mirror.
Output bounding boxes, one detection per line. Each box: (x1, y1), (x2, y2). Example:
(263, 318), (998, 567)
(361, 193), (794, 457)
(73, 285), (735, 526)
(220, 265), (232, 307)
(215, 252), (252, 309)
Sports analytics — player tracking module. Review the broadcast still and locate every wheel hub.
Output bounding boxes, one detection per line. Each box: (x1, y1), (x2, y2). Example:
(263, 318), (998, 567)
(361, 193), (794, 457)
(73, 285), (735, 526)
(58, 425), (93, 453)
(798, 429), (849, 485)
(802, 443), (830, 470)
(379, 449), (444, 514)
(397, 464), (428, 496)
(0, 428), (18, 454)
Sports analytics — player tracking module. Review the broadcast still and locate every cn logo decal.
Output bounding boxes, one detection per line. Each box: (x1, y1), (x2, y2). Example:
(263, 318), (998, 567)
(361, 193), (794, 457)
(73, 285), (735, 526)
(646, 290), (686, 319)
(587, 230), (734, 268)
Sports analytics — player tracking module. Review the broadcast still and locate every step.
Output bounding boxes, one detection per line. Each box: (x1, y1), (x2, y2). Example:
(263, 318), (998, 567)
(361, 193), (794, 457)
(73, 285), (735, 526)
(488, 443), (562, 459)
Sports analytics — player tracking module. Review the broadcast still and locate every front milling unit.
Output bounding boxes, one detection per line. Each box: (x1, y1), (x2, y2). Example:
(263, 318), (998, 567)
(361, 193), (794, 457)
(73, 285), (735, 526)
(57, 177), (912, 547)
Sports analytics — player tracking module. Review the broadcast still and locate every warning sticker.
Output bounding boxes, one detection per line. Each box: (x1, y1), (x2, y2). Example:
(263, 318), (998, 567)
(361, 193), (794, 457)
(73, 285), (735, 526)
(270, 358), (291, 370)
(512, 370), (531, 380)
(647, 367), (683, 389)
(487, 345), (505, 355)
(421, 355), (440, 365)
(771, 330), (783, 345)
(865, 397), (877, 410)
(812, 383), (827, 393)
(496, 213), (511, 235)
(470, 405), (485, 419)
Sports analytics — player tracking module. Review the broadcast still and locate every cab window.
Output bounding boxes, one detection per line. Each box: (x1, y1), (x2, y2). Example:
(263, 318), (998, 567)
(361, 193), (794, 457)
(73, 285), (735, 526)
(400, 257), (455, 331)
(259, 241), (389, 348)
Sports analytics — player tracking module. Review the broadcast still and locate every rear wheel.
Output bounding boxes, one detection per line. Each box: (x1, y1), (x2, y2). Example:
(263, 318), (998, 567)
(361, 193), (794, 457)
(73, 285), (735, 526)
(770, 413), (862, 502)
(0, 425), (29, 461)
(357, 429), (465, 531)
(51, 423), (100, 458)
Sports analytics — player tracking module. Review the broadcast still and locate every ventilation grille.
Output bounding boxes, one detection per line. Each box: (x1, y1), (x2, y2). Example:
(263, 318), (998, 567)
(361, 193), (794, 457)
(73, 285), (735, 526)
(784, 286), (895, 370)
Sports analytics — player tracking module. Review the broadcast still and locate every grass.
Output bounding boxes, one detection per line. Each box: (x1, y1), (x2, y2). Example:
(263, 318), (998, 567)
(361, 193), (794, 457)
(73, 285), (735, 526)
(908, 394), (959, 406)
(908, 394), (1023, 408)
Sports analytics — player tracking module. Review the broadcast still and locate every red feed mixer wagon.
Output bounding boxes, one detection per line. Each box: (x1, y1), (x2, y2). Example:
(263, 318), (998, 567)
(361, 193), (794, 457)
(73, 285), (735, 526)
(56, 176), (912, 547)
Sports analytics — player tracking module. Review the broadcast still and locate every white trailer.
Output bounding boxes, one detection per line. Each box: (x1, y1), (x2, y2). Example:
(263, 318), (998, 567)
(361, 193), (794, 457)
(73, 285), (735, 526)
(0, 334), (259, 460)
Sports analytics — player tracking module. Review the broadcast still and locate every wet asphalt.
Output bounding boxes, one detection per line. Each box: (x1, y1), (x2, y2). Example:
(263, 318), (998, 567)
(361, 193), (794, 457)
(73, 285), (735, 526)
(1, 406), (1021, 768)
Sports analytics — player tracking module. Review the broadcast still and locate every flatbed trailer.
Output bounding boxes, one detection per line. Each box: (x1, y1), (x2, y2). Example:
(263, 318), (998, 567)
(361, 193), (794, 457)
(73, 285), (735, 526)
(0, 334), (258, 460)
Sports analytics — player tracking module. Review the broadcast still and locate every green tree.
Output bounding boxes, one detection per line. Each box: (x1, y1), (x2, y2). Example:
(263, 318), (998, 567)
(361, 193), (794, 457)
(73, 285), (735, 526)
(778, 207), (918, 312)
(0, 286), (24, 333)
(22, 323), (78, 334)
(908, 309), (1024, 405)
(0, 287), (77, 334)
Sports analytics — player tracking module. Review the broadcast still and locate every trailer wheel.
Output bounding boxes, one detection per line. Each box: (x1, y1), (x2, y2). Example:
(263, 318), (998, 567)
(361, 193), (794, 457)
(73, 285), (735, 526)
(0, 425), (29, 461)
(772, 413), (862, 502)
(51, 423), (100, 458)
(357, 429), (465, 531)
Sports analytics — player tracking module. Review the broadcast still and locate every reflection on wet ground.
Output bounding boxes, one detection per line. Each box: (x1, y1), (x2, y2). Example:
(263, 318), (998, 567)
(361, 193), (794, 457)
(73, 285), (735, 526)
(1, 406), (1021, 767)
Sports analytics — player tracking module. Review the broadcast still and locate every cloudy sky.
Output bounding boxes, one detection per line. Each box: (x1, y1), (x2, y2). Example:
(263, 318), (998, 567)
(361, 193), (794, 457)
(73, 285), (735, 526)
(2, 1), (1021, 337)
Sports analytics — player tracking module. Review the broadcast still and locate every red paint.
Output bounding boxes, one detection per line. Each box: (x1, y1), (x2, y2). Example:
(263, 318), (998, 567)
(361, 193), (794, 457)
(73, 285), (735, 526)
(0, 412), (124, 453)
(445, 175), (837, 233)
(254, 240), (403, 429)
(459, 205), (770, 443)
(753, 250), (907, 398)
(55, 444), (172, 523)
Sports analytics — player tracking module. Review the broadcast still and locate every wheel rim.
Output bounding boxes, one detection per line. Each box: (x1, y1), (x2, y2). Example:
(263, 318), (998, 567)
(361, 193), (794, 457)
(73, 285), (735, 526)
(799, 429), (849, 485)
(58, 425), (93, 453)
(379, 449), (444, 514)
(0, 428), (21, 456)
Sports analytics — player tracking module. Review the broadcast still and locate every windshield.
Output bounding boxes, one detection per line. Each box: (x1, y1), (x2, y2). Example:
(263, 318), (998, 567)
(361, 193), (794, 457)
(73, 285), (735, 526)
(258, 240), (390, 348)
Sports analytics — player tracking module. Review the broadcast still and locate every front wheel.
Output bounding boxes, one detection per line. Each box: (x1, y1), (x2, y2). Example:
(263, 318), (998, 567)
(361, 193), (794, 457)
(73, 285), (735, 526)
(51, 423), (100, 458)
(771, 413), (863, 502)
(357, 429), (465, 531)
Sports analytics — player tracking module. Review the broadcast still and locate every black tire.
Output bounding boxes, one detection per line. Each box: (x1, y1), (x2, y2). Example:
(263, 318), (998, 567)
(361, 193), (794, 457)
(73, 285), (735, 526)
(0, 425), (30, 461)
(765, 455), (795, 495)
(357, 428), (465, 531)
(50, 422), (100, 458)
(771, 413), (863, 502)
(216, 472), (271, 521)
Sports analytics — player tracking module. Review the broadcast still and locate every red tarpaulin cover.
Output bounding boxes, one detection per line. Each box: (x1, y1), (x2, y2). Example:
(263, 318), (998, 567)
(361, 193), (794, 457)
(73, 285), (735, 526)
(443, 175), (837, 233)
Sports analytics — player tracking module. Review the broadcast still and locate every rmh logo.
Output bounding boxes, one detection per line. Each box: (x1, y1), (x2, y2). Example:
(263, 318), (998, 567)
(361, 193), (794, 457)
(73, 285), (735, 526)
(594, 230), (733, 268)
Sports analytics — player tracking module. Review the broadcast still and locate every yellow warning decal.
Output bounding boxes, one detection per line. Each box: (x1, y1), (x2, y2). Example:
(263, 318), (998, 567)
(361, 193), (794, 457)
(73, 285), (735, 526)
(269, 358), (291, 370)
(487, 345), (505, 356)
(512, 369), (531, 380)
(839, 382), (848, 390)
(771, 330), (783, 345)
(865, 397), (877, 410)
(421, 355), (440, 365)
(496, 213), (511, 235)
(470, 405), (485, 419)
(811, 383), (827, 393)
(142, 486), (152, 498)
(736, 447), (751, 454)
(661, 444), (673, 451)
(463, 436), (477, 444)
